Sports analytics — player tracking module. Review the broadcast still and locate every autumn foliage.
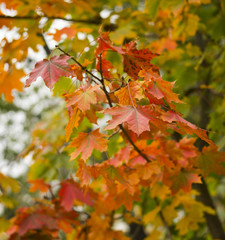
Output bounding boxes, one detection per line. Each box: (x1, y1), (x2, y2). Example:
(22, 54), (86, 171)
(0, 0), (225, 240)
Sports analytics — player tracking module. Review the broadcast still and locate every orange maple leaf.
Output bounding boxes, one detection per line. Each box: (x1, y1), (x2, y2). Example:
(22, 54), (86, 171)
(65, 107), (82, 141)
(70, 129), (108, 161)
(29, 179), (50, 193)
(115, 81), (143, 106)
(163, 169), (201, 194)
(66, 85), (101, 111)
(0, 65), (24, 102)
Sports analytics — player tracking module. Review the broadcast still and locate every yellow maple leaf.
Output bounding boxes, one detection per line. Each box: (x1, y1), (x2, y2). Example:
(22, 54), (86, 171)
(143, 206), (161, 224)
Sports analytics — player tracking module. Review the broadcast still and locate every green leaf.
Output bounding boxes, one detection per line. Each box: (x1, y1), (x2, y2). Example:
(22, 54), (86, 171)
(0, 218), (10, 233)
(0, 173), (20, 193)
(145, 0), (161, 20)
(53, 77), (75, 97)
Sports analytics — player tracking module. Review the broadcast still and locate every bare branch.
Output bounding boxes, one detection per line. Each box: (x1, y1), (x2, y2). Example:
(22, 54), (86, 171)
(0, 14), (101, 24)
(37, 33), (51, 55)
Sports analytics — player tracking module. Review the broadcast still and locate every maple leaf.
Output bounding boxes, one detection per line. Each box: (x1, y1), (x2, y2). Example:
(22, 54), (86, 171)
(25, 55), (73, 89)
(50, 27), (77, 41)
(29, 179), (50, 193)
(59, 180), (93, 211)
(65, 85), (101, 111)
(114, 81), (143, 106)
(149, 37), (177, 53)
(76, 160), (92, 186)
(136, 162), (161, 181)
(103, 165), (128, 186)
(197, 146), (225, 177)
(96, 32), (159, 79)
(96, 31), (124, 55)
(146, 81), (164, 100)
(164, 170), (201, 194)
(69, 129), (108, 161)
(161, 110), (214, 145)
(18, 212), (57, 235)
(123, 41), (159, 78)
(0, 173), (20, 193)
(161, 110), (195, 127)
(70, 59), (92, 81)
(104, 105), (152, 135)
(139, 69), (183, 107)
(143, 206), (161, 224)
(65, 107), (82, 141)
(0, 65), (24, 102)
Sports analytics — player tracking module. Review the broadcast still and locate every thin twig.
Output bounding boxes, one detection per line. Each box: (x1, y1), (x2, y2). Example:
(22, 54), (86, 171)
(131, 224), (142, 239)
(108, 83), (124, 94)
(119, 125), (150, 162)
(107, 129), (120, 139)
(99, 52), (104, 82)
(56, 46), (101, 85)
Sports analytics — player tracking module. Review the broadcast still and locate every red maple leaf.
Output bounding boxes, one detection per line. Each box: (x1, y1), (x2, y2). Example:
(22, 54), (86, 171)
(104, 105), (152, 135)
(59, 180), (93, 211)
(161, 110), (214, 145)
(25, 55), (73, 89)
(18, 212), (57, 235)
(96, 31), (123, 55)
(123, 41), (159, 78)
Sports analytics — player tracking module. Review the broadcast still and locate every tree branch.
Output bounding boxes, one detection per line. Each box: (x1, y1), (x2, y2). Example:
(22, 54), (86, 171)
(193, 66), (225, 239)
(97, 52), (151, 163)
(0, 14), (101, 24)
(56, 46), (151, 163)
(56, 46), (100, 85)
(154, 198), (173, 240)
(183, 86), (224, 98)
(37, 33), (51, 55)
(159, 210), (173, 240)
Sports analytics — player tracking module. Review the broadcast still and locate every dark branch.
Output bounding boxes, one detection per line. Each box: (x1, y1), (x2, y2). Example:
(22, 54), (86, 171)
(0, 14), (101, 24)
(184, 86), (224, 98)
(97, 52), (151, 163)
(56, 46), (100, 85)
(37, 33), (51, 55)
(192, 60), (225, 239)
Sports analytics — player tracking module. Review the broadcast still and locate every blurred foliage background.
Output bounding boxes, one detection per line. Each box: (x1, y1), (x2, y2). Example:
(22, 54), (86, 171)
(0, 0), (225, 239)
